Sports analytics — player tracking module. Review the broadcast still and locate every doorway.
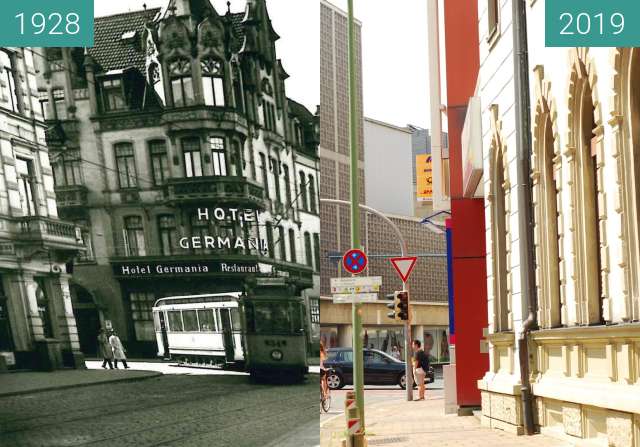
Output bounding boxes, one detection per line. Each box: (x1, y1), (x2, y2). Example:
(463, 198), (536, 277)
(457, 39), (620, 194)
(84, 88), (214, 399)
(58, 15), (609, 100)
(71, 285), (100, 356)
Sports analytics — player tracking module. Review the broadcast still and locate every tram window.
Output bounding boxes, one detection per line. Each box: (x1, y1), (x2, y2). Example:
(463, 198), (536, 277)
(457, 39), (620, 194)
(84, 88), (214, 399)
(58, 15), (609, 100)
(198, 309), (215, 332)
(167, 311), (183, 332)
(183, 310), (199, 332)
(230, 308), (241, 330)
(249, 302), (302, 334)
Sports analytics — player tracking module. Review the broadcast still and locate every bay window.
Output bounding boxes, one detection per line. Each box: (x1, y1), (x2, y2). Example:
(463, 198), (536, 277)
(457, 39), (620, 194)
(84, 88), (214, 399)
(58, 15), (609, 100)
(169, 59), (194, 107)
(209, 136), (227, 176)
(201, 58), (225, 107)
(182, 138), (203, 177)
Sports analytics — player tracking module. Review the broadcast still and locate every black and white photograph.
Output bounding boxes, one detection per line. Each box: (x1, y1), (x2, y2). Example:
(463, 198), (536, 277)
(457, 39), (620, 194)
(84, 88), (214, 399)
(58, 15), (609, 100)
(0, 1), (320, 446)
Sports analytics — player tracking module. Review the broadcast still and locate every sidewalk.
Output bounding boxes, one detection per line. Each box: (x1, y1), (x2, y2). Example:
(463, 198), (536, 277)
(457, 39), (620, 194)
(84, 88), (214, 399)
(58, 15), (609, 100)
(321, 397), (571, 447)
(0, 368), (161, 397)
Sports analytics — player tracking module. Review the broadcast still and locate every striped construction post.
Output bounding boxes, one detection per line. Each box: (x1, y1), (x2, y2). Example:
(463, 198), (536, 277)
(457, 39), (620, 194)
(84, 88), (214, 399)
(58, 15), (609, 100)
(343, 391), (366, 447)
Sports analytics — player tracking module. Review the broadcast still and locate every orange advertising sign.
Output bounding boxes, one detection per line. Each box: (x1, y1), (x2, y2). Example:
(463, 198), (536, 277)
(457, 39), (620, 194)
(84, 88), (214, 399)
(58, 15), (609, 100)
(416, 154), (433, 201)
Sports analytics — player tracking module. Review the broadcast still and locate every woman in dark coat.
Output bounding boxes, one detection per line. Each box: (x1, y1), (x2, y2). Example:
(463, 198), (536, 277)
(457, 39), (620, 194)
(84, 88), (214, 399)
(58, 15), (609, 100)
(98, 329), (114, 369)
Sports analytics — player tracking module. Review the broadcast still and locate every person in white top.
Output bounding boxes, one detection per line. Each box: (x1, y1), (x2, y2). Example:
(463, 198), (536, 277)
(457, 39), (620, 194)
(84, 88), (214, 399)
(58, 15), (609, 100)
(109, 331), (129, 369)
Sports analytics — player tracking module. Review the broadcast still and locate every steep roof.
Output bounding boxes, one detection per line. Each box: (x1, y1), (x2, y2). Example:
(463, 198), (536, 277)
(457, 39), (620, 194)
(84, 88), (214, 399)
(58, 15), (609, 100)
(90, 8), (161, 73)
(90, 8), (245, 73)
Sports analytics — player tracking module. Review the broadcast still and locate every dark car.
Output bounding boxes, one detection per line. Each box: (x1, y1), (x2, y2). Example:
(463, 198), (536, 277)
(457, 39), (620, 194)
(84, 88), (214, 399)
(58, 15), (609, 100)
(325, 347), (434, 389)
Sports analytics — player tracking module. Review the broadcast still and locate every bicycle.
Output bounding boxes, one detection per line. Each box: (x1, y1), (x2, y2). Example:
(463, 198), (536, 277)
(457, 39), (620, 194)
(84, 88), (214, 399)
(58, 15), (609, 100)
(320, 368), (332, 412)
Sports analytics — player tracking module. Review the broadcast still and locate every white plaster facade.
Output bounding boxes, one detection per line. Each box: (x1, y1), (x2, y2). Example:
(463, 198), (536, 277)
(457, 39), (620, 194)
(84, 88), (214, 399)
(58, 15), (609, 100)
(363, 117), (414, 216)
(476, 1), (640, 445)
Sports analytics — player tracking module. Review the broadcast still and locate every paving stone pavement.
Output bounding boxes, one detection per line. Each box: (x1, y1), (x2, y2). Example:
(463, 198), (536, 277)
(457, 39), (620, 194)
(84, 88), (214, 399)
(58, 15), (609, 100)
(0, 369), (160, 397)
(321, 396), (572, 447)
(0, 373), (318, 446)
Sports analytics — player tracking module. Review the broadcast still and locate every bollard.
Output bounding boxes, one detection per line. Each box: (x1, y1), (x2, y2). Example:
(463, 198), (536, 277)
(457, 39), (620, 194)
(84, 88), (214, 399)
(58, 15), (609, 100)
(343, 391), (367, 447)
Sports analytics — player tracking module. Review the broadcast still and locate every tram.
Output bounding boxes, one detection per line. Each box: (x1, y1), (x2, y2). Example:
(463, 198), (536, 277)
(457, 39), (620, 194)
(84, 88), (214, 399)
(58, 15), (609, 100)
(152, 289), (309, 380)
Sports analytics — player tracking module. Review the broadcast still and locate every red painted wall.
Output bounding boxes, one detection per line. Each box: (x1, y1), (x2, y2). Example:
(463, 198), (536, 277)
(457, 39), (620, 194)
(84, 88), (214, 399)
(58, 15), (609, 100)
(443, 0), (489, 407)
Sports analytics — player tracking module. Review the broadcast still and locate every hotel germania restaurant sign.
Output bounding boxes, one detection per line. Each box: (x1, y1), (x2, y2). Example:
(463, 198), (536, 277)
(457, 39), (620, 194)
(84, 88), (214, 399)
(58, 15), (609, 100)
(112, 260), (274, 278)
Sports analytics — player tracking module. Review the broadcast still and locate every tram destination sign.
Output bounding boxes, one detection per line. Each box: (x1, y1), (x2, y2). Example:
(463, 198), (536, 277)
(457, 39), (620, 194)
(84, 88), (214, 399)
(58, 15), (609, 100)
(112, 260), (272, 278)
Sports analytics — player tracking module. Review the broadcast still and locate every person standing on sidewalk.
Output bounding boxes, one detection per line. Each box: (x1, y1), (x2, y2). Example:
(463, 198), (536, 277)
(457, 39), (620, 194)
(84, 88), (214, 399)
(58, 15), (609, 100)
(412, 339), (429, 400)
(98, 329), (114, 369)
(109, 331), (129, 369)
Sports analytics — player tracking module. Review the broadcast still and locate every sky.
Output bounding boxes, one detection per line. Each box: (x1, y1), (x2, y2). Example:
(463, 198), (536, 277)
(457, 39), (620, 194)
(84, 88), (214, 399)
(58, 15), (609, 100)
(94, 0), (429, 128)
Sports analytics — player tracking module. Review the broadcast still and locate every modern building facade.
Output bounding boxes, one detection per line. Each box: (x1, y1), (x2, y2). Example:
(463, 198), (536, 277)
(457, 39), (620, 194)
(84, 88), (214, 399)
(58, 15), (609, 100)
(319, 1), (449, 362)
(40, 0), (320, 357)
(0, 48), (85, 371)
(475, 0), (640, 444)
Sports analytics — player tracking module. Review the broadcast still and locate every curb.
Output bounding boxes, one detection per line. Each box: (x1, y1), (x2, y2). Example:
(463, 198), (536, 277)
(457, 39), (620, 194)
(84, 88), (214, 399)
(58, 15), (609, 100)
(0, 371), (163, 398)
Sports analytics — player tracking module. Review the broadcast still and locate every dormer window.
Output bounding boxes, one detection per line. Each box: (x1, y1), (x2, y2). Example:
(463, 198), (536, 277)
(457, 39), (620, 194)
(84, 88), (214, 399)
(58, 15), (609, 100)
(201, 57), (225, 107)
(101, 78), (125, 112)
(169, 59), (194, 108)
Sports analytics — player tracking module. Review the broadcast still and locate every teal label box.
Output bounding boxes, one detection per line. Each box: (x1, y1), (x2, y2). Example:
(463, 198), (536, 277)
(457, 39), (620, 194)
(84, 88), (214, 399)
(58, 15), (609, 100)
(546, 0), (640, 47)
(0, 0), (93, 47)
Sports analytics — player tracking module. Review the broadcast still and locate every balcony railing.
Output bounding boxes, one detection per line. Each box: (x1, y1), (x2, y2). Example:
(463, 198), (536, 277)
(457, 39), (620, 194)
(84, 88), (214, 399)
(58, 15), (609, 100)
(164, 176), (266, 209)
(44, 119), (80, 147)
(54, 185), (88, 209)
(16, 216), (84, 251)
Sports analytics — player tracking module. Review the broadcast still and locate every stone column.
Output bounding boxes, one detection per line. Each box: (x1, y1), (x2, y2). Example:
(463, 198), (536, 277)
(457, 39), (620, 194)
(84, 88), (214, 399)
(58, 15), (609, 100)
(337, 324), (352, 348)
(49, 273), (85, 369)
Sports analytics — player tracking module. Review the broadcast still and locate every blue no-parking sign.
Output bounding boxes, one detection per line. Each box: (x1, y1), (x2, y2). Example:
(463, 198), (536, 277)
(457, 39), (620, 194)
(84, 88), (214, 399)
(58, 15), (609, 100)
(342, 249), (367, 275)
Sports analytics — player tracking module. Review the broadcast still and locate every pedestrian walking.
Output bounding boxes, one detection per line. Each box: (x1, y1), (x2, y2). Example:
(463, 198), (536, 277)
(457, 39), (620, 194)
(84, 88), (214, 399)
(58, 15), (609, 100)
(109, 331), (129, 369)
(412, 339), (429, 400)
(98, 329), (114, 369)
(391, 345), (401, 360)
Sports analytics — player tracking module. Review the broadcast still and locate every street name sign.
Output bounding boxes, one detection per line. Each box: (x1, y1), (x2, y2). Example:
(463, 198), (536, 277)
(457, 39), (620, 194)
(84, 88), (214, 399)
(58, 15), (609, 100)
(390, 257), (418, 282)
(331, 276), (382, 294)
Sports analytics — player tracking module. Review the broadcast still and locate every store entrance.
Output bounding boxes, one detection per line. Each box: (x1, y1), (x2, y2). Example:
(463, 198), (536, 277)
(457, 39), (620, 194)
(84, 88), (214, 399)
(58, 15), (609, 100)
(0, 292), (13, 352)
(71, 285), (100, 356)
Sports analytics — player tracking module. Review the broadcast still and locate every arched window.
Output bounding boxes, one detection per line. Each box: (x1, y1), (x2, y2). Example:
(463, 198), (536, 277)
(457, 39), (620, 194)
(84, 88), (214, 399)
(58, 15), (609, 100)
(201, 58), (225, 107)
(308, 174), (317, 213)
(169, 58), (194, 107)
(304, 231), (313, 268)
(490, 136), (510, 332)
(533, 103), (562, 328)
(265, 222), (274, 258)
(299, 171), (308, 211)
(288, 228), (297, 263)
(570, 70), (602, 325)
(277, 226), (286, 260)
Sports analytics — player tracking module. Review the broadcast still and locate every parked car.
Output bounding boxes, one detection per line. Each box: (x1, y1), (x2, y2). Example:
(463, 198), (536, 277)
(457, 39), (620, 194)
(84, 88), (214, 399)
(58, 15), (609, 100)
(324, 347), (435, 389)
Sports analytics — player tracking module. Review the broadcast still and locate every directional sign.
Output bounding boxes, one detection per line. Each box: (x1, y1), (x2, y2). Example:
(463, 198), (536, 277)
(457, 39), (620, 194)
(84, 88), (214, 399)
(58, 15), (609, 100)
(343, 249), (368, 275)
(332, 293), (379, 304)
(390, 256), (418, 282)
(331, 276), (382, 294)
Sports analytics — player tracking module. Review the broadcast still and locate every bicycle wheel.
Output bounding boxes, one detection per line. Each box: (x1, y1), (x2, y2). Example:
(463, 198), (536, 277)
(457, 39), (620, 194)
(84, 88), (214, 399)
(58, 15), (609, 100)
(321, 392), (331, 412)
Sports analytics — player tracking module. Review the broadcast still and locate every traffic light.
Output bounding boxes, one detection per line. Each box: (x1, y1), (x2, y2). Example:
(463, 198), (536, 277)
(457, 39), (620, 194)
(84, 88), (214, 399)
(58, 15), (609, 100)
(385, 292), (401, 321)
(397, 291), (409, 321)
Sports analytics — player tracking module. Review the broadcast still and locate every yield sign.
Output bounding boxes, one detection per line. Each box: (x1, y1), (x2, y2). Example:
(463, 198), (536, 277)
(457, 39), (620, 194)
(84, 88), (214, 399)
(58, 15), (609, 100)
(390, 256), (418, 282)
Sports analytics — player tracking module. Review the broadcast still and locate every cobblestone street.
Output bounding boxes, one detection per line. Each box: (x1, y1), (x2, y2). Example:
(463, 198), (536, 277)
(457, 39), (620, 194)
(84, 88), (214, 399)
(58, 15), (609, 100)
(0, 373), (318, 447)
